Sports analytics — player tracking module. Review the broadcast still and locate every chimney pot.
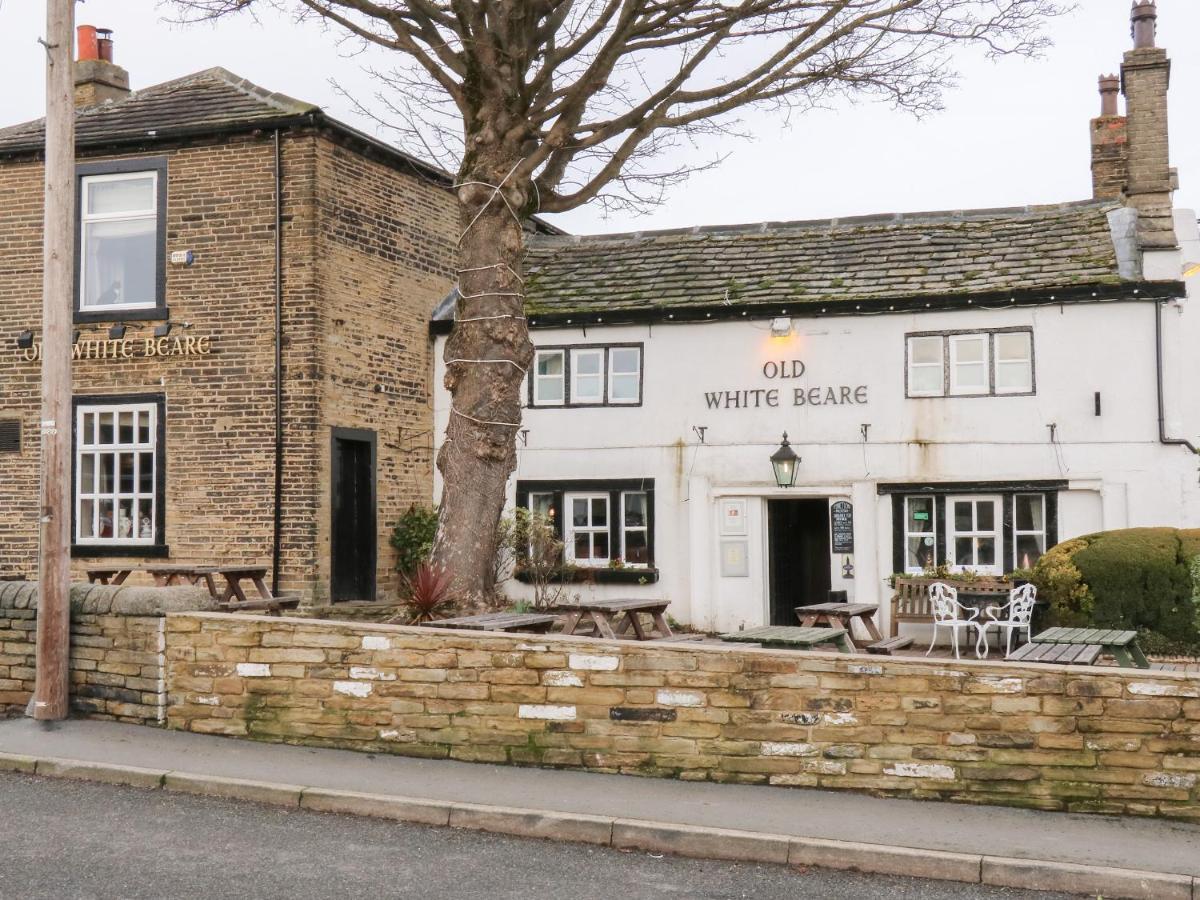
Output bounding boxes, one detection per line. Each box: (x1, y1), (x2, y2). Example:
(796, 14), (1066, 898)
(1098, 74), (1120, 116)
(74, 25), (129, 107)
(77, 24), (99, 62)
(1131, 1), (1157, 49)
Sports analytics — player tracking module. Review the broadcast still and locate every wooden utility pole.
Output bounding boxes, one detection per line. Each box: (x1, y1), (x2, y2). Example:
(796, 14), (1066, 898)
(33, 0), (75, 721)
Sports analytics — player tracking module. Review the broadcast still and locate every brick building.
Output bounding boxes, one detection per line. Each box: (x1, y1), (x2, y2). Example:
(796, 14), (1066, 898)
(0, 29), (460, 602)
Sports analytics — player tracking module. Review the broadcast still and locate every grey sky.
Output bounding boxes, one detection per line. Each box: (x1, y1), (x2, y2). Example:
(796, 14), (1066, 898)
(0, 1), (1195, 235)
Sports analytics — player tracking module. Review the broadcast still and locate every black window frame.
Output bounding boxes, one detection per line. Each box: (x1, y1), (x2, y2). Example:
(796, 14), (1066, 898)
(515, 478), (657, 581)
(70, 392), (169, 558)
(903, 327), (1036, 399)
(74, 157), (170, 324)
(881, 480), (1062, 575)
(527, 343), (644, 408)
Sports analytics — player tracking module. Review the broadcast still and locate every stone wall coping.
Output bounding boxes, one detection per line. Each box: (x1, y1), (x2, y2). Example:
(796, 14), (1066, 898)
(167, 611), (1200, 683)
(2, 581), (217, 616)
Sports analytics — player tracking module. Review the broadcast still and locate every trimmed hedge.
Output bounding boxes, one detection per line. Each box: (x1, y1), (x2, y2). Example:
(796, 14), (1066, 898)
(1031, 527), (1200, 655)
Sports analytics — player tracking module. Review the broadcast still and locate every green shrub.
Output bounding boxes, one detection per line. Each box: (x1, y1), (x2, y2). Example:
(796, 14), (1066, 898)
(390, 504), (439, 577)
(1031, 528), (1200, 656)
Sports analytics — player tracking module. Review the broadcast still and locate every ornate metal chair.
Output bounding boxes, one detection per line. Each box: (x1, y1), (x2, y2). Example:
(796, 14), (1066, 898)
(977, 583), (1038, 658)
(926, 582), (983, 660)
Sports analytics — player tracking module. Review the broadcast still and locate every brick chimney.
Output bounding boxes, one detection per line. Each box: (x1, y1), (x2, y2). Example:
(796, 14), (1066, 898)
(1090, 74), (1127, 200)
(75, 26), (130, 107)
(1120, 1), (1177, 249)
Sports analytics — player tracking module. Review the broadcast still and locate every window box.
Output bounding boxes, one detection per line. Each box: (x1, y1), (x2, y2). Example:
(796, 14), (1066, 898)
(514, 565), (660, 585)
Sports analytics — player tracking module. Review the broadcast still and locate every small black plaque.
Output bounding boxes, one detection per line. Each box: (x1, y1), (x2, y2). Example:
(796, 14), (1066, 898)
(609, 707), (676, 722)
(830, 500), (854, 554)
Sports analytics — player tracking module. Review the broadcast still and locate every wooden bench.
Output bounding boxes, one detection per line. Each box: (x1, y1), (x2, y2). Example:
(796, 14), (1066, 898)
(1007, 642), (1102, 666)
(890, 579), (1011, 637)
(223, 595), (301, 615)
(866, 636), (915, 655)
(720, 626), (853, 653)
(650, 633), (706, 643)
(425, 612), (558, 633)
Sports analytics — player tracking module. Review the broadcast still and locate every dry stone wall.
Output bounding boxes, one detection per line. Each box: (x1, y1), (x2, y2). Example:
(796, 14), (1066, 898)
(166, 613), (1200, 821)
(0, 582), (214, 722)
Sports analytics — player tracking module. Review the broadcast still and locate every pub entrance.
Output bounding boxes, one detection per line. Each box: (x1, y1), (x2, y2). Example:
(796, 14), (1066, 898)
(331, 428), (377, 602)
(767, 498), (831, 626)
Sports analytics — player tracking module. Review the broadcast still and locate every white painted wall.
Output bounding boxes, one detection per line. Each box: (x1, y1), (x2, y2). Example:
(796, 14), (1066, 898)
(432, 221), (1200, 635)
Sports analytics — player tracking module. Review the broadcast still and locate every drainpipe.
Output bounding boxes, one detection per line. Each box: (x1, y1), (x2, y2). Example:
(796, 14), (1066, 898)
(1155, 300), (1199, 454)
(271, 129), (284, 593)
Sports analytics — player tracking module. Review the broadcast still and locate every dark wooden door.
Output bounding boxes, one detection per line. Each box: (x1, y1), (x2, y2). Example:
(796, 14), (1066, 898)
(331, 430), (376, 602)
(767, 499), (831, 625)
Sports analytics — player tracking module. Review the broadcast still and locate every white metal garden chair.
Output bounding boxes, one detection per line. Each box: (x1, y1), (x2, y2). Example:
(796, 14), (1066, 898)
(976, 583), (1038, 659)
(925, 582), (983, 660)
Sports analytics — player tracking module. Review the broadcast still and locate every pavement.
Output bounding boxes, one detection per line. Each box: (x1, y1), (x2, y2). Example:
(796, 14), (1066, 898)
(1, 718), (1198, 899)
(0, 774), (1082, 900)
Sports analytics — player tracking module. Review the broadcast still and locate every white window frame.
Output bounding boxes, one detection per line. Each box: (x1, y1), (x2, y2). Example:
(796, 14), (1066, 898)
(619, 491), (650, 568)
(903, 496), (937, 574)
(906, 336), (945, 398)
(79, 170), (160, 312)
(948, 334), (989, 396)
(993, 331), (1033, 395)
(75, 401), (158, 546)
(946, 494), (1002, 574)
(607, 347), (642, 405)
(532, 349), (566, 406)
(564, 492), (610, 566)
(1012, 493), (1047, 570)
(570, 348), (605, 405)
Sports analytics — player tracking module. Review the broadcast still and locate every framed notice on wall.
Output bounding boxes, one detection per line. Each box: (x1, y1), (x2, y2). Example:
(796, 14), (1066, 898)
(720, 540), (749, 577)
(720, 499), (747, 536)
(830, 500), (854, 554)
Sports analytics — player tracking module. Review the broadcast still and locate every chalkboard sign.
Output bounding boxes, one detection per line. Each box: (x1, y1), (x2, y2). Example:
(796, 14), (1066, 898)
(830, 501), (854, 554)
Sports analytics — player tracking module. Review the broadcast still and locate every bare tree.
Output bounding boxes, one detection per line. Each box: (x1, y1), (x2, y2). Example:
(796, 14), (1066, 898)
(170, 0), (1064, 601)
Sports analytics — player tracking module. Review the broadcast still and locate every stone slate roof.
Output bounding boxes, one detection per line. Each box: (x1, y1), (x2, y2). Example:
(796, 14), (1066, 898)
(0, 67), (454, 186)
(506, 201), (1136, 319)
(0, 67), (317, 154)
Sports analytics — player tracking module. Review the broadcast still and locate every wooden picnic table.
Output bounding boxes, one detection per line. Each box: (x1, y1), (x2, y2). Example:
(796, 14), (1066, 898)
(720, 625), (854, 653)
(144, 564), (220, 596)
(426, 612), (558, 633)
(86, 567), (134, 585)
(796, 602), (882, 650)
(1031, 626), (1150, 669)
(1008, 642), (1103, 666)
(556, 598), (673, 641)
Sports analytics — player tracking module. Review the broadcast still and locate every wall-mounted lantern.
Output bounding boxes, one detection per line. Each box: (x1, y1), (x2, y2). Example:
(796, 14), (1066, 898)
(770, 432), (800, 488)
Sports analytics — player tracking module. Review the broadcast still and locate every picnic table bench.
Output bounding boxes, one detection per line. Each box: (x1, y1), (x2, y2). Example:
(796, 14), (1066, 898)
(87, 564), (299, 615)
(1030, 627), (1150, 668)
(1008, 642), (1103, 666)
(556, 598), (673, 641)
(796, 602), (883, 650)
(425, 612), (558, 633)
(720, 625), (853, 653)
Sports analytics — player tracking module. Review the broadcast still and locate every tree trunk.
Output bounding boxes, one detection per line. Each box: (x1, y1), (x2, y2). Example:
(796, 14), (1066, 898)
(432, 174), (532, 603)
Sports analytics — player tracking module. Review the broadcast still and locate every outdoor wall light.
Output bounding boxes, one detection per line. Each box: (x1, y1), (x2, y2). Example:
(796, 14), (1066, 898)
(153, 322), (172, 338)
(16, 330), (33, 349)
(770, 432), (800, 488)
(108, 324), (127, 340)
(73, 331), (81, 344)
(770, 317), (793, 338)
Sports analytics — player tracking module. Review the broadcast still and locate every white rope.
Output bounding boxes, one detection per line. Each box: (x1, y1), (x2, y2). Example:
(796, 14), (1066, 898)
(458, 263), (524, 282)
(457, 158), (526, 245)
(455, 314), (527, 323)
(446, 358), (528, 373)
(451, 407), (522, 428)
(457, 290), (525, 300)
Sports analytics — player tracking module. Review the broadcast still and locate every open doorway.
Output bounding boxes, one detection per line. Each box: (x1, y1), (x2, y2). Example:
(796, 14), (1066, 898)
(767, 498), (831, 626)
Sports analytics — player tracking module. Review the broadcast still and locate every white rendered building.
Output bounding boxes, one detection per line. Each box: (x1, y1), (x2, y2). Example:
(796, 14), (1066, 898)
(432, 5), (1199, 636)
